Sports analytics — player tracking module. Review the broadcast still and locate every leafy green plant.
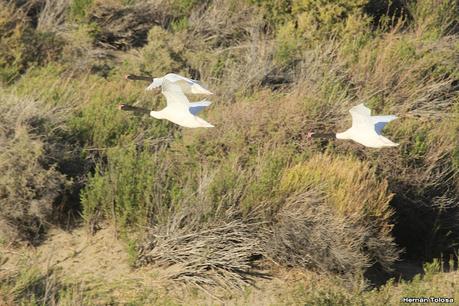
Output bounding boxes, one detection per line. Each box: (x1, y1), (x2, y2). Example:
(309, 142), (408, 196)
(0, 3), (63, 84)
(70, 0), (94, 21)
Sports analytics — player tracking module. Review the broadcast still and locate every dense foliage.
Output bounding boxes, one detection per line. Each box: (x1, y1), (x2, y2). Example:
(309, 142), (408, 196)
(0, 0), (458, 304)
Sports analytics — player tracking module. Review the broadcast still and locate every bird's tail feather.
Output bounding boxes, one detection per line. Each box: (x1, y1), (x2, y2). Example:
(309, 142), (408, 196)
(379, 135), (399, 146)
(195, 115), (214, 128)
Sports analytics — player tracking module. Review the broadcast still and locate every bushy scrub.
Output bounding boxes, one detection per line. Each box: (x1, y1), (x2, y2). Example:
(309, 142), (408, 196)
(376, 115), (459, 260)
(0, 93), (70, 244)
(70, 0), (94, 21)
(87, 0), (183, 50)
(408, 0), (459, 39)
(0, 3), (63, 84)
(81, 144), (172, 233)
(271, 154), (399, 274)
(340, 22), (459, 260)
(273, 0), (371, 64)
(249, 0), (293, 26)
(1, 0), (459, 297)
(136, 205), (263, 289)
(139, 26), (187, 76)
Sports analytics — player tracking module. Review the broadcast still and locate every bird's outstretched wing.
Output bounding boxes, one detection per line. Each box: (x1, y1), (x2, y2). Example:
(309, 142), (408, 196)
(161, 80), (190, 110)
(372, 115), (397, 135)
(164, 73), (213, 95)
(349, 104), (373, 129)
(349, 103), (371, 117)
(189, 100), (211, 115)
(164, 73), (198, 84)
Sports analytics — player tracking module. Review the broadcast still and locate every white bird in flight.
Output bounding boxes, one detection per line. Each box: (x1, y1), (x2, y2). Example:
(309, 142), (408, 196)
(308, 104), (398, 148)
(118, 79), (214, 128)
(125, 73), (213, 95)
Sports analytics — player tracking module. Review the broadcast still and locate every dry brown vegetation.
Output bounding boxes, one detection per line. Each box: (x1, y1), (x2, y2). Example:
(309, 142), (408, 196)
(0, 92), (72, 245)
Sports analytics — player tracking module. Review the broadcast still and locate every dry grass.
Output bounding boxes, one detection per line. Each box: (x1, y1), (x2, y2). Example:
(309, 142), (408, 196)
(136, 203), (265, 290)
(184, 0), (278, 98)
(2, 234), (457, 305)
(36, 0), (71, 33)
(89, 0), (177, 50)
(264, 189), (371, 278)
(348, 29), (458, 118)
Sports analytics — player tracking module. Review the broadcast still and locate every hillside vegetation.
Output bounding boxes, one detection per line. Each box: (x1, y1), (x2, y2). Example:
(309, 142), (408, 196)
(0, 0), (458, 304)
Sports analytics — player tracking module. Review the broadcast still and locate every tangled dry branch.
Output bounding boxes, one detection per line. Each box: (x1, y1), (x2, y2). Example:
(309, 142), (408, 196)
(136, 209), (266, 290)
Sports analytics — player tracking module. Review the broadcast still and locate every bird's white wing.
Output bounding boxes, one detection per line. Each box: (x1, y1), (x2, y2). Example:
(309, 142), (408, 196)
(349, 104), (374, 131)
(164, 73), (198, 85)
(372, 115), (397, 135)
(161, 80), (190, 110)
(349, 103), (371, 117)
(189, 100), (211, 115)
(164, 73), (213, 95)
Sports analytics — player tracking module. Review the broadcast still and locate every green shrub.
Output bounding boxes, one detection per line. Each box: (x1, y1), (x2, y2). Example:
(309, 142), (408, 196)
(139, 26), (186, 76)
(81, 144), (171, 233)
(275, 154), (399, 272)
(272, 0), (372, 64)
(408, 0), (459, 39)
(171, 0), (205, 15)
(0, 3), (63, 84)
(248, 0), (293, 26)
(0, 92), (70, 244)
(71, 0), (94, 20)
(241, 148), (294, 212)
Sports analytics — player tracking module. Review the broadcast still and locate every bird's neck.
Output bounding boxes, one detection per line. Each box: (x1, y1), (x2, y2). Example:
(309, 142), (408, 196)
(127, 75), (154, 82)
(122, 105), (151, 115)
(336, 131), (351, 140)
(312, 132), (337, 139)
(150, 110), (164, 119)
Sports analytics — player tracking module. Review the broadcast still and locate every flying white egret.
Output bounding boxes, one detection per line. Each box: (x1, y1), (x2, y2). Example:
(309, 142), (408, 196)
(308, 104), (398, 148)
(118, 79), (214, 128)
(125, 73), (213, 95)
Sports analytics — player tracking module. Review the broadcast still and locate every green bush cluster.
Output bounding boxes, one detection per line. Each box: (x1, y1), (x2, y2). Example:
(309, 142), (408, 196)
(0, 3), (63, 84)
(272, 0), (372, 64)
(81, 144), (169, 233)
(70, 0), (94, 21)
(0, 92), (71, 244)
